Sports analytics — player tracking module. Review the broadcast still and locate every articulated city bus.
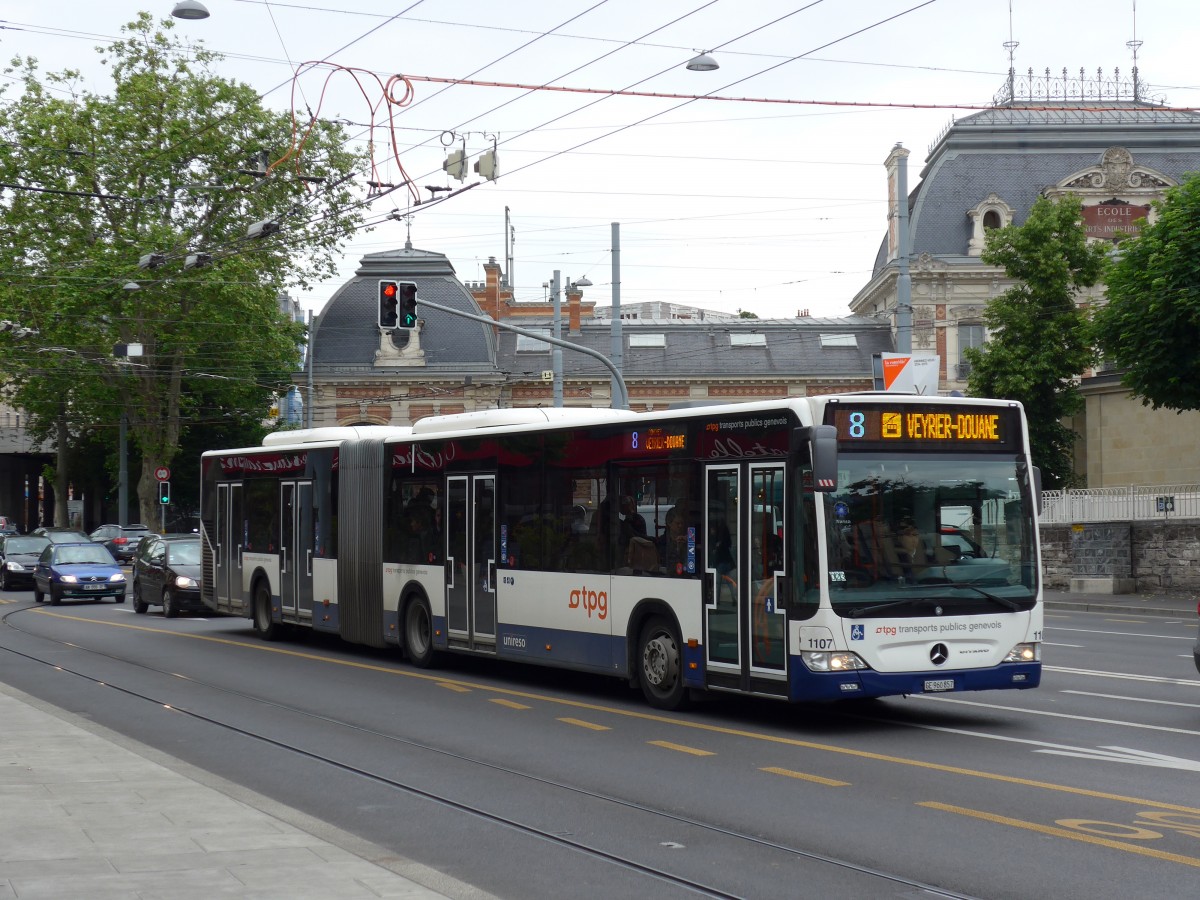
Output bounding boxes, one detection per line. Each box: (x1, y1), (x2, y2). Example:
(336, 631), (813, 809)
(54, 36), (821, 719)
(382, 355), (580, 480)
(199, 393), (1042, 709)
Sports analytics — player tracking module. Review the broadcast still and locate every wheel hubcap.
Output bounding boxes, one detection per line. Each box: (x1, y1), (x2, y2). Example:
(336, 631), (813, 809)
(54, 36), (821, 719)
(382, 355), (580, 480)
(644, 633), (678, 688)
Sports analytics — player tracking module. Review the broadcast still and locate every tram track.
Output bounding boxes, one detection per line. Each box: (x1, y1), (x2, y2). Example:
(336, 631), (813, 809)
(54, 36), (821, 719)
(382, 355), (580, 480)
(2, 606), (979, 899)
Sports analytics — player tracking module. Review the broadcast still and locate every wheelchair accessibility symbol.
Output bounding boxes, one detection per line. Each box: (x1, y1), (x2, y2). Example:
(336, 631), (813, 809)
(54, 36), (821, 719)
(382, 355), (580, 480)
(851, 624), (865, 641)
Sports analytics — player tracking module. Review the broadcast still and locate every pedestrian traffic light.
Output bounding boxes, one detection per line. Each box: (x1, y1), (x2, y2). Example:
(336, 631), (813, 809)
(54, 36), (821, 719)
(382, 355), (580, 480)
(397, 282), (418, 330)
(159, 481), (170, 505)
(378, 280), (399, 328)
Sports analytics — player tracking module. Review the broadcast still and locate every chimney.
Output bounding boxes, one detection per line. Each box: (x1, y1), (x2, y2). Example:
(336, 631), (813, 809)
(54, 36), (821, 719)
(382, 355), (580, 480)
(567, 286), (582, 334)
(482, 257), (503, 322)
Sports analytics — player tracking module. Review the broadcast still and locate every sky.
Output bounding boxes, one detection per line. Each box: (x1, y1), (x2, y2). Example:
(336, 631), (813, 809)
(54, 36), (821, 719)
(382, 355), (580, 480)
(3, 0), (1197, 321)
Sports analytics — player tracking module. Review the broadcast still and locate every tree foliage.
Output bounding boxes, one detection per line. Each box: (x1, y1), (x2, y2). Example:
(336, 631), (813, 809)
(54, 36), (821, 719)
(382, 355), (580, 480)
(1091, 174), (1200, 412)
(964, 195), (1109, 489)
(0, 15), (366, 524)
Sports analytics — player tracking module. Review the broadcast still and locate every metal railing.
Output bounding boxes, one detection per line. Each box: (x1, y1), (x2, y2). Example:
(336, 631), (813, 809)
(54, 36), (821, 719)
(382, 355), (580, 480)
(1040, 484), (1200, 524)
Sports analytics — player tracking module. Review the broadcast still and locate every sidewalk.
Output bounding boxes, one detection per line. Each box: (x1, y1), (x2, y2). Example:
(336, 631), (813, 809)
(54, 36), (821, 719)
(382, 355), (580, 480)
(1043, 586), (1198, 618)
(0, 682), (477, 900)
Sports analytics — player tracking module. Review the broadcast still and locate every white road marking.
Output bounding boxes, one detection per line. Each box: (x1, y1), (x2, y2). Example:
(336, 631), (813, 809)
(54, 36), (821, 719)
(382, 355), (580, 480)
(1044, 665), (1200, 685)
(1042, 641), (1083, 648)
(911, 694), (1200, 736)
(1060, 690), (1200, 710)
(1045, 626), (1194, 641)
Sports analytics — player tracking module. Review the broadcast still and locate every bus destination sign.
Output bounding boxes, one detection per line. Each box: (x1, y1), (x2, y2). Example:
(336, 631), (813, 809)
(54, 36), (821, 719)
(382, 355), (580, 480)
(628, 427), (687, 455)
(826, 405), (1018, 451)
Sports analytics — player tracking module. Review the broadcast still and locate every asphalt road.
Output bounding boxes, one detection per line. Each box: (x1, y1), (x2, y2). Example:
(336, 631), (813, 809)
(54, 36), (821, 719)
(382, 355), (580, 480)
(2, 586), (1198, 899)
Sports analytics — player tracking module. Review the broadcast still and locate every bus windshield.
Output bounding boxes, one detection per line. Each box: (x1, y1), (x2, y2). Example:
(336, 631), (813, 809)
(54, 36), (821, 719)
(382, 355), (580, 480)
(823, 455), (1038, 613)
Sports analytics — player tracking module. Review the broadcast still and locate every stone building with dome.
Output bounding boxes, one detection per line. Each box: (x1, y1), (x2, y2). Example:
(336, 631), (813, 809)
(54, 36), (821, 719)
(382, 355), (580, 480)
(302, 243), (892, 426)
(850, 68), (1200, 486)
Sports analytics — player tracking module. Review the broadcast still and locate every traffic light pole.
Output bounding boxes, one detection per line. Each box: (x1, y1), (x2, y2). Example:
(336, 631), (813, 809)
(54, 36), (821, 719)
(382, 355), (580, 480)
(404, 296), (630, 409)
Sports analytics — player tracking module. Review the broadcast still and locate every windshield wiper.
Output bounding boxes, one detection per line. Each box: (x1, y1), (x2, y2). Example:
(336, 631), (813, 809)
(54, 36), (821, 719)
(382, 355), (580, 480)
(847, 596), (937, 619)
(955, 584), (1022, 611)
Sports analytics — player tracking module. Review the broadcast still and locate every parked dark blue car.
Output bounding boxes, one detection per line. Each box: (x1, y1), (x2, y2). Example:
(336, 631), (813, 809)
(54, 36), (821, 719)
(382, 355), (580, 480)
(33, 542), (126, 605)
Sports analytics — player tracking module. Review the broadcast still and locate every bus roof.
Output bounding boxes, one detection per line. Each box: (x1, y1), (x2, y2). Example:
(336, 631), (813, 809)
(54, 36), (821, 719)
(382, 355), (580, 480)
(410, 406), (637, 435)
(260, 425), (414, 446)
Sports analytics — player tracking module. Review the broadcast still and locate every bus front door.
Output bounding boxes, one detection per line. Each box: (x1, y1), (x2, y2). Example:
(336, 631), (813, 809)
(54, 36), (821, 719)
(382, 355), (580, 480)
(445, 474), (496, 650)
(279, 481), (314, 621)
(704, 463), (788, 692)
(213, 482), (243, 612)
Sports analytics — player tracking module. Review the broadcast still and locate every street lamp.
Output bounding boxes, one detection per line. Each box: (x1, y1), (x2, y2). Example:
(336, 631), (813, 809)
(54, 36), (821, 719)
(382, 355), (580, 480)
(686, 51), (719, 72)
(171, 1), (210, 20)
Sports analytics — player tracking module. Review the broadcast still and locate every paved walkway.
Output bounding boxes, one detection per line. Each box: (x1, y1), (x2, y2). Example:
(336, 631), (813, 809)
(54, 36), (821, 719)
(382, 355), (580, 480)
(1043, 586), (1198, 618)
(0, 682), (476, 900)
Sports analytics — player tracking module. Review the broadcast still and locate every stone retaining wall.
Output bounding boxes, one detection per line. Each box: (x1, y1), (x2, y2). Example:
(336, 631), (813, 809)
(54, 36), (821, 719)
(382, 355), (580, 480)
(1040, 518), (1200, 594)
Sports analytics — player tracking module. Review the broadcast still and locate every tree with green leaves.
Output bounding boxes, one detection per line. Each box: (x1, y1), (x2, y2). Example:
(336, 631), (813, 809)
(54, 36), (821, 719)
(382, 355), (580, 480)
(964, 194), (1110, 489)
(0, 14), (366, 525)
(1091, 174), (1200, 412)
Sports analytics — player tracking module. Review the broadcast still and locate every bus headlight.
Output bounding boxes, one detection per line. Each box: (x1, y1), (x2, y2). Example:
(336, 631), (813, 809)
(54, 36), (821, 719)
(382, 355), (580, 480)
(801, 650), (869, 672)
(1003, 642), (1039, 663)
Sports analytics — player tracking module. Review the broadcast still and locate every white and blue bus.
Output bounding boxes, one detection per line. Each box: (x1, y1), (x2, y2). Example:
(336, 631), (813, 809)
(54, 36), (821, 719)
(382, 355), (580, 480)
(200, 393), (1042, 709)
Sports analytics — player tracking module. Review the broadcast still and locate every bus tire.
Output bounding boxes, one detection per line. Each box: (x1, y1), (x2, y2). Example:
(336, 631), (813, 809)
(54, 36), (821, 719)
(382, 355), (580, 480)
(403, 597), (438, 669)
(638, 616), (689, 710)
(252, 581), (281, 641)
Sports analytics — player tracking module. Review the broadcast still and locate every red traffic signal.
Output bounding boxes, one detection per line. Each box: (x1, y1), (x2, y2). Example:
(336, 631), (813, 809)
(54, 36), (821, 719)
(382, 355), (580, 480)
(378, 280), (399, 328)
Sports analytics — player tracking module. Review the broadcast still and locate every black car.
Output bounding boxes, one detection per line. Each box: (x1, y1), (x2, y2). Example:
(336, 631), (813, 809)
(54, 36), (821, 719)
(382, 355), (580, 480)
(132, 535), (202, 618)
(0, 534), (51, 590)
(1194, 599), (1200, 675)
(89, 523), (151, 563)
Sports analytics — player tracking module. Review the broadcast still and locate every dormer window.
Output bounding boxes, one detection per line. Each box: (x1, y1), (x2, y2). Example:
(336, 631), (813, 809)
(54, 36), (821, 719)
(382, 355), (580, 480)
(967, 193), (1015, 256)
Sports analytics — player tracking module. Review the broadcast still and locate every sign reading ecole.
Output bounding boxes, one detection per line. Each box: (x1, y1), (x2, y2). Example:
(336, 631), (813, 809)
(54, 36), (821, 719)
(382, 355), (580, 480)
(1082, 201), (1151, 240)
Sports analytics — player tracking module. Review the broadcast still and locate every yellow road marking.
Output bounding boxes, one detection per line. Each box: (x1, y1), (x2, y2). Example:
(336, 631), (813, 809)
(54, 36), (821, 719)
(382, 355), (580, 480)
(438, 682), (471, 693)
(490, 698), (530, 710)
(649, 740), (714, 757)
(761, 766), (849, 787)
(920, 802), (1200, 869)
(559, 717), (611, 731)
(33, 609), (1200, 816)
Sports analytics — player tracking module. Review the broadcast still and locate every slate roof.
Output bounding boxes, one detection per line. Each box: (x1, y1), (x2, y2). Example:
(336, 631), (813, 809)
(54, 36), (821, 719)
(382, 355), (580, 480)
(310, 245), (495, 373)
(495, 317), (892, 381)
(871, 102), (1200, 277)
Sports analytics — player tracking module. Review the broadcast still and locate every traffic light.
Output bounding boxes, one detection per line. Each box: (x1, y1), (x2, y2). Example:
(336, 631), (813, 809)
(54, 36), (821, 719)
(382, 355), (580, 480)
(473, 149), (499, 181)
(158, 481), (171, 505)
(378, 280), (398, 328)
(443, 148), (466, 181)
(397, 282), (418, 330)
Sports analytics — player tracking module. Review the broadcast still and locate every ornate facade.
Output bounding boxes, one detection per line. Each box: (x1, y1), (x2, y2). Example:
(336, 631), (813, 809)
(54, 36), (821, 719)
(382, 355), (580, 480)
(850, 70), (1200, 487)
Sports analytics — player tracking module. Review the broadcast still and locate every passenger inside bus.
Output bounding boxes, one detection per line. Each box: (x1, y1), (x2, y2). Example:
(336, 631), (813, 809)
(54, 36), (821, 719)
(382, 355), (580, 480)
(658, 505), (693, 576)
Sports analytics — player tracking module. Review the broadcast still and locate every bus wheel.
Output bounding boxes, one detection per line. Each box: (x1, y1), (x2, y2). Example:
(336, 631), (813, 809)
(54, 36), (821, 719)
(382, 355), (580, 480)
(253, 581), (281, 641)
(404, 597), (437, 669)
(638, 616), (689, 710)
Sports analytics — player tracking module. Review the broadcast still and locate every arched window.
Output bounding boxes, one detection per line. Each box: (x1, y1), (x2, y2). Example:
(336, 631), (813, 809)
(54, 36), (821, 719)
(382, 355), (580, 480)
(967, 194), (1015, 256)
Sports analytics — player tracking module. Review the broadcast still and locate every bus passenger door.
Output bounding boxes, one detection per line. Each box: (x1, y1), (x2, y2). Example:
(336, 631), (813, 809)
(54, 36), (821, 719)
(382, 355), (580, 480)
(279, 481), (315, 620)
(446, 474), (496, 650)
(214, 482), (243, 609)
(704, 463), (787, 691)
